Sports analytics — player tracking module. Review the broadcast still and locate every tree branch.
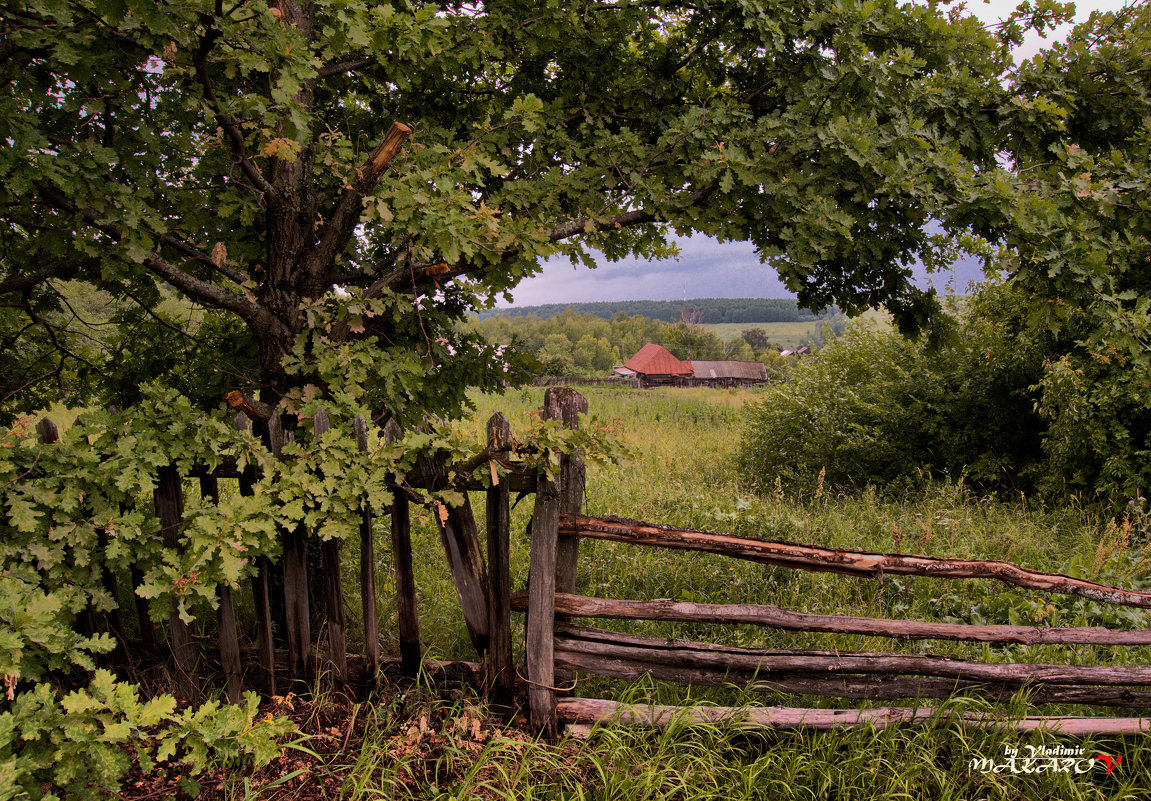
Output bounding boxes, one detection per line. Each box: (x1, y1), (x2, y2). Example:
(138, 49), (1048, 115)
(316, 56), (376, 79)
(0, 258), (95, 295)
(193, 26), (279, 200)
(35, 182), (285, 337)
(305, 121), (412, 285)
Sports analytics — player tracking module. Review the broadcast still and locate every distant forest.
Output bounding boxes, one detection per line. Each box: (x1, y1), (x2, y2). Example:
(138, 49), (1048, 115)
(478, 298), (838, 324)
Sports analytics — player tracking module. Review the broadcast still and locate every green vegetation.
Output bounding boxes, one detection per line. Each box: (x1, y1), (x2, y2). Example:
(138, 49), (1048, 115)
(329, 384), (1151, 799)
(469, 309), (786, 379)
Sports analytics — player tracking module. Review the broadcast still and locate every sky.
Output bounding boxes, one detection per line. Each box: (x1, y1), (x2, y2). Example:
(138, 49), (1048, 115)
(500, 0), (1131, 308)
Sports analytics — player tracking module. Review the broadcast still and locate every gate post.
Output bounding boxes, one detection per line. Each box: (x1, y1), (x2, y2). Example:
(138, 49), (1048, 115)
(527, 434), (561, 738)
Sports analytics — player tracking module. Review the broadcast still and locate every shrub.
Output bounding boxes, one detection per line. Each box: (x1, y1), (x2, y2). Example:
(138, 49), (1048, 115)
(738, 286), (1048, 496)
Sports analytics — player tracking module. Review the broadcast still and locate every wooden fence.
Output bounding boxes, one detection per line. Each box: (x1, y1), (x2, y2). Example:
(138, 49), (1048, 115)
(514, 476), (1151, 737)
(29, 388), (1151, 738)
(27, 388), (589, 706)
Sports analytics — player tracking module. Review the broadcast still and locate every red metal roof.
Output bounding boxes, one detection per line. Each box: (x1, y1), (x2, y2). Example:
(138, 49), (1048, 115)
(624, 343), (691, 376)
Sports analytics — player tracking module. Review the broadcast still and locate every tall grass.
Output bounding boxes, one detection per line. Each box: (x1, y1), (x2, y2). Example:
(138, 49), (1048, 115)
(324, 385), (1151, 800)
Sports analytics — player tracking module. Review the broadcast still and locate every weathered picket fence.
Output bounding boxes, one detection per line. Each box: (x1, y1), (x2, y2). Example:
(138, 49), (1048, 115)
(29, 388), (582, 707)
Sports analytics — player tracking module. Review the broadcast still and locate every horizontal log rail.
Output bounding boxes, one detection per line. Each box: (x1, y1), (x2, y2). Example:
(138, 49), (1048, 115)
(561, 515), (1151, 609)
(508, 592), (1151, 646)
(557, 697), (1151, 735)
(554, 624), (1151, 687)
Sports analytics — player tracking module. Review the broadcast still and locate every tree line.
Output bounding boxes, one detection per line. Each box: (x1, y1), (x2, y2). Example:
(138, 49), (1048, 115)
(477, 298), (839, 325)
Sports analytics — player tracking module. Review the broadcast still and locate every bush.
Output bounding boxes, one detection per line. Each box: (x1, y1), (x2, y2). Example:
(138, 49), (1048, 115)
(738, 286), (1048, 496)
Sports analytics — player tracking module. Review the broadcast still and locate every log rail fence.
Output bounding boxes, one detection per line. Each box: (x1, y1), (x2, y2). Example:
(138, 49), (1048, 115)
(25, 389), (1151, 739)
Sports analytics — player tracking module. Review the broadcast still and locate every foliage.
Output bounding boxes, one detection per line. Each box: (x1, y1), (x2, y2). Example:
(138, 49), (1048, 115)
(0, 670), (293, 801)
(738, 287), (1049, 496)
(991, 4), (1151, 504)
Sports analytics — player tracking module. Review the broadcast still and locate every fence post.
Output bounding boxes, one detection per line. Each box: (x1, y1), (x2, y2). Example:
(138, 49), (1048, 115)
(154, 464), (199, 698)
(385, 420), (422, 675)
(270, 413), (311, 682)
(313, 410), (348, 685)
(417, 449), (490, 657)
(355, 414), (381, 682)
(528, 393), (563, 739)
(543, 388), (588, 603)
(235, 412), (276, 697)
(199, 474), (243, 704)
(485, 412), (514, 704)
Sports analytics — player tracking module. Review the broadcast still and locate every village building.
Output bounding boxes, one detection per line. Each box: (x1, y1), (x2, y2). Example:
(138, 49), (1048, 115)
(614, 344), (769, 388)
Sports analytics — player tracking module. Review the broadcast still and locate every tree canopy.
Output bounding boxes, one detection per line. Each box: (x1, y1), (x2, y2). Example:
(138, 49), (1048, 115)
(0, 0), (1067, 421)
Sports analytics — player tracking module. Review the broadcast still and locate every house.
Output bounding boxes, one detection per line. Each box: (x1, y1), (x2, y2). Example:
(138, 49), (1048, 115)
(620, 343), (692, 388)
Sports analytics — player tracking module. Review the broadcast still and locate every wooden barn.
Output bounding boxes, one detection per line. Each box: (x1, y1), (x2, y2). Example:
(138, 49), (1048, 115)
(685, 359), (769, 388)
(614, 343), (692, 388)
(615, 344), (768, 388)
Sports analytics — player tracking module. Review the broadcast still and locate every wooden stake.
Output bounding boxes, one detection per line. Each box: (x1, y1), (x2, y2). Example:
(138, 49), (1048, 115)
(200, 475), (243, 703)
(313, 410), (347, 685)
(236, 412), (276, 697)
(485, 413), (513, 704)
(154, 464), (198, 698)
(527, 457), (561, 739)
(385, 420), (421, 675)
(355, 415), (380, 681)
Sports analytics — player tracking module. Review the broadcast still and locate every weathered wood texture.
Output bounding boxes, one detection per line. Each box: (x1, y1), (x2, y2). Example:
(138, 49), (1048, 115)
(485, 413), (514, 702)
(527, 460), (562, 738)
(561, 515), (1151, 608)
(355, 414), (380, 679)
(236, 412), (276, 697)
(542, 388), (588, 600)
(385, 419), (421, 676)
(553, 625), (1151, 708)
(418, 453), (490, 655)
(154, 464), (198, 698)
(199, 475), (243, 704)
(513, 592), (1151, 646)
(313, 410), (348, 684)
(270, 414), (311, 681)
(553, 624), (1151, 687)
(556, 697), (1151, 735)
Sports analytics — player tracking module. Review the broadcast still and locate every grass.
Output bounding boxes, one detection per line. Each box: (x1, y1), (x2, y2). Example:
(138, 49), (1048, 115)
(319, 384), (1151, 800)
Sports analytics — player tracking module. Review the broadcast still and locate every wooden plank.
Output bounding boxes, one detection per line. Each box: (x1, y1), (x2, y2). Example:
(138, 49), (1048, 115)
(553, 648), (1151, 709)
(542, 388), (588, 600)
(485, 412), (513, 703)
(313, 410), (347, 684)
(385, 420), (421, 676)
(270, 413), (311, 681)
(513, 592), (1151, 647)
(554, 625), (1151, 687)
(527, 464), (561, 739)
(235, 412), (276, 697)
(556, 697), (1151, 735)
(561, 515), (1151, 609)
(418, 452), (490, 656)
(154, 464), (198, 698)
(199, 475), (243, 704)
(355, 415), (380, 680)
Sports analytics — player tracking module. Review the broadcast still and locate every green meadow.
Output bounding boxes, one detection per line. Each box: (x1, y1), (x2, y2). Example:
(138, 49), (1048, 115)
(352, 385), (1150, 800)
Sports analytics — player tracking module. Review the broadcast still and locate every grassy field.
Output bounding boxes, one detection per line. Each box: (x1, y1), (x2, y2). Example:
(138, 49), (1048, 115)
(704, 309), (892, 347)
(339, 384), (1151, 800)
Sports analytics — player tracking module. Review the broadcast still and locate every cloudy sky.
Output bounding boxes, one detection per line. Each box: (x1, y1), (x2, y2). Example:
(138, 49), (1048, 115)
(501, 1), (1129, 308)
